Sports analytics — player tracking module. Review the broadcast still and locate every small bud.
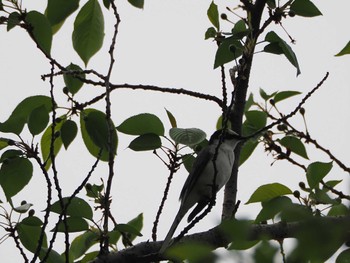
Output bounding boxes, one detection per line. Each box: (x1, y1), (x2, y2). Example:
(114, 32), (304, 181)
(299, 182), (306, 189)
(28, 209), (35, 217)
(299, 107), (305, 115)
(54, 131), (61, 138)
(238, 58), (245, 65)
(55, 117), (62, 123)
(277, 124), (286, 131)
(220, 13), (228, 20)
(269, 99), (275, 105)
(21, 200), (27, 205)
(85, 183), (92, 190)
(288, 10), (296, 17)
(345, 240), (350, 247)
(63, 87), (69, 94)
(293, 190), (300, 198)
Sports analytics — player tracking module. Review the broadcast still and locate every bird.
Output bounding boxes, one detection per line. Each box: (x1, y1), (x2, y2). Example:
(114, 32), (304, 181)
(159, 129), (243, 253)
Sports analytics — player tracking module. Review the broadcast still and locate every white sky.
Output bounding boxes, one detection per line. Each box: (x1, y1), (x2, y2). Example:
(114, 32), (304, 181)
(0, 1), (349, 262)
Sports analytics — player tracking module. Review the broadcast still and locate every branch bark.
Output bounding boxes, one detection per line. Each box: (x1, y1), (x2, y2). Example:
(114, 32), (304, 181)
(91, 215), (350, 263)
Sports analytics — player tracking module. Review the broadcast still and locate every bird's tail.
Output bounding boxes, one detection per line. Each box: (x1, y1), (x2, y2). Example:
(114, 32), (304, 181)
(159, 208), (186, 254)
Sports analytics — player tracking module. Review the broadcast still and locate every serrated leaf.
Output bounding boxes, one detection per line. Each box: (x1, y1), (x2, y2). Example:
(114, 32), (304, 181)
(207, 2), (219, 30)
(246, 183), (292, 204)
(41, 116), (65, 170)
(279, 136), (308, 159)
(46, 0), (79, 29)
(25, 11), (52, 55)
(274, 90), (301, 103)
(117, 113), (164, 136)
(335, 41), (350, 57)
(54, 217), (89, 232)
(0, 95), (52, 135)
(265, 31), (301, 75)
(169, 128), (206, 146)
(128, 0), (144, 9)
(28, 105), (50, 136)
(70, 230), (99, 260)
(50, 197), (93, 220)
(306, 161), (333, 189)
(63, 63), (85, 95)
(128, 134), (161, 151)
(165, 108), (177, 128)
(61, 119), (78, 149)
(214, 37), (243, 68)
(290, 0), (322, 17)
(73, 0), (104, 66)
(0, 157), (33, 200)
(81, 109), (118, 161)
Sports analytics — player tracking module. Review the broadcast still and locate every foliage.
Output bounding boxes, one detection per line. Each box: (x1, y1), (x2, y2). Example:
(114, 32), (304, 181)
(0, 0), (349, 262)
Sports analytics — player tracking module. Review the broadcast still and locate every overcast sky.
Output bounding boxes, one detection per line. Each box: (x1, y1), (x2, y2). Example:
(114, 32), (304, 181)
(0, 1), (349, 262)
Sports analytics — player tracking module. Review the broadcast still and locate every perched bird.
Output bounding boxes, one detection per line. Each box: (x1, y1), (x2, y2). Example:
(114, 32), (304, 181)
(159, 129), (243, 253)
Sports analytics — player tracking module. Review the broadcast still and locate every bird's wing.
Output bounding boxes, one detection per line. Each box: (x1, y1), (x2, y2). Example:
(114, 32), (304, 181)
(179, 146), (213, 201)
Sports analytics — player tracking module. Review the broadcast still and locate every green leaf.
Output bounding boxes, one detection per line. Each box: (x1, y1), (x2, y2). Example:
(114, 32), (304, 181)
(259, 88), (277, 101)
(70, 230), (99, 260)
(253, 240), (278, 263)
(73, 0), (104, 66)
(242, 110), (267, 136)
(166, 243), (215, 262)
(0, 157), (33, 200)
(103, 0), (110, 9)
(214, 37), (243, 68)
(279, 136), (308, 159)
(0, 149), (23, 163)
(169, 128), (206, 146)
(128, 134), (161, 151)
(0, 95), (52, 135)
(273, 90), (301, 103)
(39, 248), (64, 263)
(85, 183), (103, 198)
(122, 213), (143, 243)
(80, 109), (118, 161)
(7, 12), (21, 31)
(336, 248), (350, 263)
(165, 108), (177, 128)
(244, 93), (255, 112)
(25, 11), (52, 55)
(335, 41), (350, 57)
(290, 0), (322, 17)
(115, 223), (143, 237)
(327, 204), (349, 217)
(182, 154), (195, 173)
(205, 27), (217, 40)
(239, 140), (259, 166)
(255, 196), (292, 223)
(280, 203), (313, 222)
(265, 31), (301, 75)
(28, 105), (50, 136)
(266, 0), (276, 9)
(41, 116), (65, 170)
(221, 220), (258, 250)
(117, 113), (164, 136)
(306, 161), (333, 189)
(207, 1), (219, 30)
(0, 138), (10, 151)
(46, 0), (79, 29)
(246, 183), (292, 204)
(231, 20), (249, 39)
(17, 220), (47, 252)
(127, 0), (144, 9)
(21, 216), (43, 226)
(50, 197), (93, 220)
(63, 63), (85, 95)
(79, 251), (99, 263)
(61, 120), (78, 149)
(54, 217), (89, 232)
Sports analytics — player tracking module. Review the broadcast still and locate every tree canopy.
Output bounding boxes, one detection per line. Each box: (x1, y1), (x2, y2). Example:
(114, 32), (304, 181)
(0, 0), (349, 262)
